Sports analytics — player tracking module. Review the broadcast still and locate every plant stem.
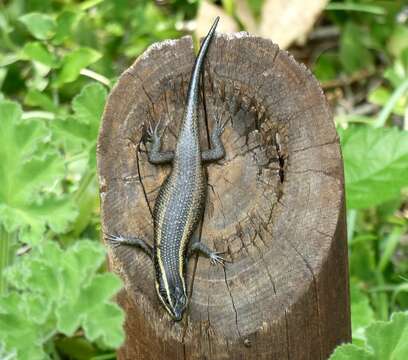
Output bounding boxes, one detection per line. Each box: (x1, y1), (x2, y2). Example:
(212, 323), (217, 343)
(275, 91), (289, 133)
(347, 209), (357, 243)
(90, 353), (117, 360)
(80, 69), (111, 87)
(374, 78), (408, 128)
(0, 227), (10, 294)
(74, 169), (96, 203)
(64, 168), (98, 241)
(378, 226), (404, 273)
(374, 271), (389, 321)
(326, 3), (386, 15)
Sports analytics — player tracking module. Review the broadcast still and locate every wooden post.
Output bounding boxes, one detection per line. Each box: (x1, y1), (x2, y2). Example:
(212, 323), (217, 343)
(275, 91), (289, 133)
(97, 33), (351, 360)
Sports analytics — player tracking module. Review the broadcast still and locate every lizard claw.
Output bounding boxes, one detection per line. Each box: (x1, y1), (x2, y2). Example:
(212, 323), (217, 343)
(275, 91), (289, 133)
(214, 117), (227, 137)
(145, 122), (152, 142)
(105, 233), (124, 248)
(209, 252), (229, 267)
(146, 119), (163, 142)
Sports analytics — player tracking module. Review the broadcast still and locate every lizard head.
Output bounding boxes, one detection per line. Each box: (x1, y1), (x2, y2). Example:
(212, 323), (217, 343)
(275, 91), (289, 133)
(155, 276), (187, 321)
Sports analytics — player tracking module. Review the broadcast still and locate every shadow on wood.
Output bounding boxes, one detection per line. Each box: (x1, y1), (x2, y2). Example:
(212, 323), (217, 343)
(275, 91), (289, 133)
(97, 32), (351, 360)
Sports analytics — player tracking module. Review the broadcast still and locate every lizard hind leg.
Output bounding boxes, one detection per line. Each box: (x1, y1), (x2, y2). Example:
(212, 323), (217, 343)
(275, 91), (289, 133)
(188, 241), (228, 266)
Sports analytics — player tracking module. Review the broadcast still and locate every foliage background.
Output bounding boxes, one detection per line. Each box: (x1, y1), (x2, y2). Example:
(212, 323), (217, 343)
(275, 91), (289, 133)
(0, 0), (407, 359)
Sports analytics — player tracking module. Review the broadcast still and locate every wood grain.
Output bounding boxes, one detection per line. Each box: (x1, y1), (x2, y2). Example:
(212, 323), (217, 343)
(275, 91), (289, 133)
(97, 32), (351, 360)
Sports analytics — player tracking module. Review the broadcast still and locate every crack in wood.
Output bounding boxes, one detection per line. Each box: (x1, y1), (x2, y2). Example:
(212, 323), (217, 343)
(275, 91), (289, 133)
(135, 139), (153, 217)
(223, 266), (242, 340)
(284, 310), (291, 360)
(291, 138), (338, 153)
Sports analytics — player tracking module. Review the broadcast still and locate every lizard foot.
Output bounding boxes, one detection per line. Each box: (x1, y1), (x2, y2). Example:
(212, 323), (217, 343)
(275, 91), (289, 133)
(146, 119), (164, 143)
(105, 233), (125, 248)
(214, 116), (227, 137)
(209, 252), (229, 267)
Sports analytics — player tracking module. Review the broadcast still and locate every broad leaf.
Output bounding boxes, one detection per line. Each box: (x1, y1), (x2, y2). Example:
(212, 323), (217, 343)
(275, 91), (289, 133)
(55, 48), (101, 86)
(24, 89), (58, 112)
(330, 312), (408, 360)
(22, 42), (58, 68)
(0, 240), (125, 359)
(339, 23), (374, 74)
(0, 100), (77, 243)
(53, 10), (81, 45)
(52, 83), (107, 165)
(387, 25), (408, 59)
(0, 293), (52, 360)
(330, 344), (373, 360)
(72, 82), (106, 125)
(19, 13), (56, 40)
(340, 126), (408, 209)
(365, 312), (408, 359)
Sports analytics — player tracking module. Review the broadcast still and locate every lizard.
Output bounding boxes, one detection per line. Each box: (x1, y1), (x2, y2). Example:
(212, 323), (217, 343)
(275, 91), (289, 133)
(106, 17), (227, 321)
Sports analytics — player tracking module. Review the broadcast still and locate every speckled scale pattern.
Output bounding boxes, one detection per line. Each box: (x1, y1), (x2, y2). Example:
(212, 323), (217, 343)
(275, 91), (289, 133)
(153, 121), (206, 285)
(151, 18), (219, 294)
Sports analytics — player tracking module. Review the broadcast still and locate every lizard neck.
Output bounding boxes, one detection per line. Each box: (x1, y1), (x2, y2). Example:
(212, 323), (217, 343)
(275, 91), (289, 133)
(176, 111), (200, 157)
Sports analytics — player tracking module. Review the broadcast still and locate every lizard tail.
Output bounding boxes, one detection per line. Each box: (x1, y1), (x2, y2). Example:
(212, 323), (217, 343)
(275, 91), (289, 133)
(185, 16), (219, 111)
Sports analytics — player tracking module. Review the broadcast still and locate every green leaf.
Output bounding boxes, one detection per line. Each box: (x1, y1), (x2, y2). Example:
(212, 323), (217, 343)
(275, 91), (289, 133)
(22, 42), (58, 68)
(55, 337), (99, 360)
(0, 68), (7, 89)
(0, 240), (125, 358)
(365, 312), (408, 359)
(0, 293), (51, 360)
(349, 239), (376, 283)
(384, 66), (407, 89)
(24, 89), (57, 112)
(387, 25), (408, 59)
(52, 83), (107, 164)
(378, 226), (404, 272)
(368, 87), (390, 107)
(331, 311), (408, 359)
(350, 281), (375, 344)
(0, 343), (16, 360)
(57, 272), (124, 347)
(329, 344), (373, 360)
(330, 312), (408, 359)
(72, 82), (106, 125)
(19, 13), (56, 40)
(313, 53), (339, 82)
(0, 100), (77, 243)
(340, 126), (408, 209)
(53, 10), (82, 45)
(6, 197), (78, 242)
(0, 53), (20, 67)
(55, 48), (102, 86)
(339, 23), (374, 74)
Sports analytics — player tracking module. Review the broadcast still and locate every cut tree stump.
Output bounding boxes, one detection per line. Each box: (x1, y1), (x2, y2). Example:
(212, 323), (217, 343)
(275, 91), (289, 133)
(97, 33), (351, 360)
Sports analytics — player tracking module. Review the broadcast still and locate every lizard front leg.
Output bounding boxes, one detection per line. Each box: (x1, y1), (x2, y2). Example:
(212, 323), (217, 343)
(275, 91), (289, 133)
(105, 233), (153, 258)
(202, 117), (226, 162)
(146, 120), (174, 165)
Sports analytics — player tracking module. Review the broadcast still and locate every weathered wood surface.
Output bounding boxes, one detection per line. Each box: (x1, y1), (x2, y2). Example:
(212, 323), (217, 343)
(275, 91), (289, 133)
(97, 32), (351, 360)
